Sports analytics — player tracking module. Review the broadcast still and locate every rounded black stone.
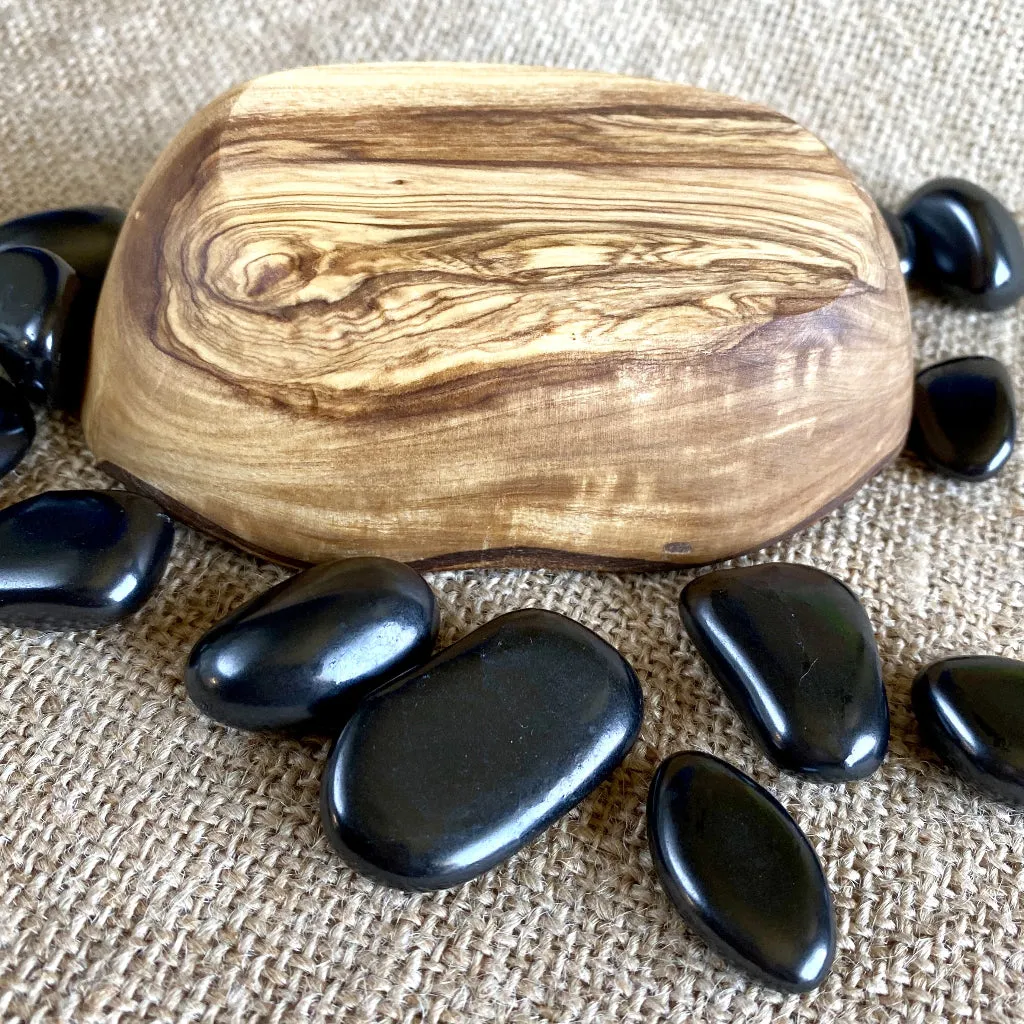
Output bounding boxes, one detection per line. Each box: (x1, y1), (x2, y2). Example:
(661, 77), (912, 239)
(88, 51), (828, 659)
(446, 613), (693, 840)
(0, 245), (85, 408)
(647, 750), (836, 993)
(186, 556), (439, 734)
(913, 655), (1024, 805)
(320, 608), (643, 891)
(680, 563), (889, 781)
(0, 207), (125, 291)
(881, 206), (915, 277)
(0, 490), (174, 629)
(900, 178), (1024, 310)
(909, 356), (1016, 481)
(0, 378), (35, 479)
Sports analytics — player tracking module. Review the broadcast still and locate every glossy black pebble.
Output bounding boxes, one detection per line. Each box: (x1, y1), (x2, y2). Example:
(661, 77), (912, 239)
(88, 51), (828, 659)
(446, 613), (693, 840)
(913, 656), (1024, 805)
(0, 245), (84, 408)
(0, 490), (173, 629)
(648, 751), (836, 993)
(680, 563), (889, 781)
(321, 608), (643, 890)
(881, 206), (915, 277)
(0, 378), (35, 479)
(187, 557), (439, 734)
(909, 356), (1016, 481)
(900, 178), (1024, 310)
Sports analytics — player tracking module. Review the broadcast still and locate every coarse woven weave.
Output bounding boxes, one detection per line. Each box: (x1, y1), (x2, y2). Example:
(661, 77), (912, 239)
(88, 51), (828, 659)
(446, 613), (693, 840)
(1, 1), (1023, 1021)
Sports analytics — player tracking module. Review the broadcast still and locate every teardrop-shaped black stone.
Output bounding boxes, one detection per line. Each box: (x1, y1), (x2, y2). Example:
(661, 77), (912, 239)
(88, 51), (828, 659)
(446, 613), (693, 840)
(909, 356), (1016, 481)
(881, 206), (915, 277)
(187, 557), (439, 734)
(648, 751), (836, 993)
(321, 608), (643, 890)
(680, 563), (889, 781)
(0, 490), (174, 629)
(0, 245), (85, 408)
(900, 178), (1024, 310)
(0, 378), (35, 479)
(913, 655), (1024, 805)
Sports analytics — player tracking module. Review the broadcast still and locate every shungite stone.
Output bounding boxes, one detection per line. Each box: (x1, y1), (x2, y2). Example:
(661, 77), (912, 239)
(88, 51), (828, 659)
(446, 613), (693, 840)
(913, 655), (1024, 805)
(881, 206), (915, 277)
(0, 207), (125, 410)
(680, 563), (889, 781)
(900, 178), (1024, 310)
(909, 356), (1016, 481)
(320, 608), (643, 890)
(186, 556), (439, 734)
(0, 378), (35, 478)
(0, 245), (84, 408)
(647, 750), (836, 993)
(0, 490), (174, 629)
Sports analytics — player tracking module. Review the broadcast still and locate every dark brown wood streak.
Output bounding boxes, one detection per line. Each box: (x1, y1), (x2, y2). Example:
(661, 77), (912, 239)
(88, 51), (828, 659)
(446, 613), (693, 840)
(84, 63), (912, 570)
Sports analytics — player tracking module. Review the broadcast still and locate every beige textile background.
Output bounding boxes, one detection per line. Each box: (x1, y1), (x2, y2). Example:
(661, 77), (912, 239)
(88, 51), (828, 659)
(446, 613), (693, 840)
(1, 1), (1023, 1021)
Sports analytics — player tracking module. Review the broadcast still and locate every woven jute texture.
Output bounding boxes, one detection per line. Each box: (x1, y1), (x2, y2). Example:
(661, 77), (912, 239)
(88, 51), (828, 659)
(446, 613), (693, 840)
(2, 2), (1023, 1021)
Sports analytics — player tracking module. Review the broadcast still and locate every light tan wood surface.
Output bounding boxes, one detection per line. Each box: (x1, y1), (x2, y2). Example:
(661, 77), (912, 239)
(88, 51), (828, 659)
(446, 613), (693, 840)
(83, 63), (912, 569)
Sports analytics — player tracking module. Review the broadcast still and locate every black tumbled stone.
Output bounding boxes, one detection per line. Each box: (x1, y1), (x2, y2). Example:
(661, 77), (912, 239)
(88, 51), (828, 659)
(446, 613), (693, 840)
(320, 608), (643, 890)
(900, 178), (1024, 310)
(913, 655), (1024, 805)
(648, 751), (836, 993)
(0, 378), (35, 479)
(881, 206), (915, 277)
(186, 556), (439, 734)
(0, 245), (85, 408)
(0, 490), (174, 629)
(680, 563), (889, 781)
(909, 356), (1015, 481)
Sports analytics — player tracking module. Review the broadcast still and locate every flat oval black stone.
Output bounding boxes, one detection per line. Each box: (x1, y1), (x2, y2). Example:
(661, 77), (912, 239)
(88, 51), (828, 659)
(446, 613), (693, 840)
(881, 206), (915, 277)
(900, 178), (1024, 310)
(0, 378), (35, 478)
(187, 556), (439, 734)
(680, 563), (889, 781)
(648, 750), (836, 992)
(0, 490), (174, 629)
(909, 356), (1016, 481)
(321, 608), (643, 890)
(0, 245), (84, 408)
(913, 655), (1024, 805)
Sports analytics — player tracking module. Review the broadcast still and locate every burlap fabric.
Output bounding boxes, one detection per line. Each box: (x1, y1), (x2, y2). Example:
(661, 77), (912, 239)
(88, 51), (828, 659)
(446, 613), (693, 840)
(1, 2), (1023, 1021)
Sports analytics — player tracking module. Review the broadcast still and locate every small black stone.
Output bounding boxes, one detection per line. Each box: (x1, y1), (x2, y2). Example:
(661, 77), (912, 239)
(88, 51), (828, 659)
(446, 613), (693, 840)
(320, 608), (643, 890)
(909, 356), (1016, 481)
(900, 178), (1024, 310)
(648, 750), (836, 993)
(0, 245), (85, 408)
(680, 563), (889, 781)
(913, 655), (1024, 805)
(187, 556), (439, 734)
(0, 207), (125, 410)
(0, 378), (35, 479)
(0, 490), (174, 629)
(881, 206), (915, 277)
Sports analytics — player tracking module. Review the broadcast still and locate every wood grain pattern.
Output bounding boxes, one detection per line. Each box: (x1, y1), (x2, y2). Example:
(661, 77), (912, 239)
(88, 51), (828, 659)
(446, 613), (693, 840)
(83, 63), (913, 569)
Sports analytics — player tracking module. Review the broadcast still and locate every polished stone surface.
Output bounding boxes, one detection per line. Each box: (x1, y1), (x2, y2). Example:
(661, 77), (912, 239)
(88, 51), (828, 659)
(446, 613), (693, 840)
(321, 608), (643, 890)
(881, 206), (915, 277)
(680, 563), (889, 781)
(187, 557), (439, 733)
(0, 378), (35, 479)
(900, 178), (1024, 310)
(0, 490), (174, 629)
(913, 655), (1024, 805)
(0, 245), (84, 408)
(910, 356), (1016, 481)
(647, 750), (835, 993)
(0, 207), (125, 409)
